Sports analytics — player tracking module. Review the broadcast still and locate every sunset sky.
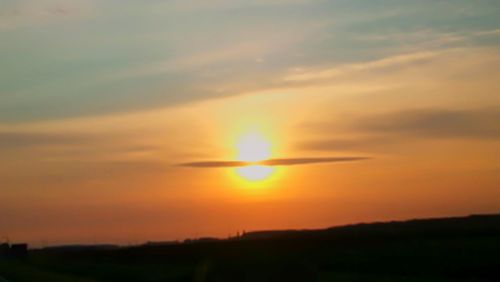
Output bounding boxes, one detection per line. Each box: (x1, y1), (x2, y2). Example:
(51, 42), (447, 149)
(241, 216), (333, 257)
(1, 0), (500, 246)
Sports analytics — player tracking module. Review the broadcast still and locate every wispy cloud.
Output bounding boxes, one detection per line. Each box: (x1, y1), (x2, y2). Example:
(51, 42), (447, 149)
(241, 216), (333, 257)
(0, 130), (159, 163)
(1, 0), (499, 124)
(179, 157), (369, 168)
(299, 137), (394, 152)
(158, 0), (316, 13)
(284, 50), (442, 82)
(0, 0), (94, 30)
(474, 29), (500, 37)
(302, 108), (500, 153)
(352, 108), (500, 140)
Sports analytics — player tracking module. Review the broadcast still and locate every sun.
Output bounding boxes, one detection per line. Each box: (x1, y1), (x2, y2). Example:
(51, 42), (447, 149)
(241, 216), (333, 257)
(234, 132), (275, 182)
(236, 132), (271, 162)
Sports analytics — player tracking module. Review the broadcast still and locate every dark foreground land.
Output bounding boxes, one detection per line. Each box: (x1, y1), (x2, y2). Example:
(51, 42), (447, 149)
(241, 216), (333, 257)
(1, 214), (499, 282)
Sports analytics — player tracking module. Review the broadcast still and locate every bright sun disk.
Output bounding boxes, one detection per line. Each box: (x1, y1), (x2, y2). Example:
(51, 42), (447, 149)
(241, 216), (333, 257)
(234, 132), (275, 182)
(236, 133), (271, 162)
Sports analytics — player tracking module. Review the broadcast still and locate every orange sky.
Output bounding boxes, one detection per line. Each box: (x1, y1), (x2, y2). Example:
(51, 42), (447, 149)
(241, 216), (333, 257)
(1, 1), (500, 246)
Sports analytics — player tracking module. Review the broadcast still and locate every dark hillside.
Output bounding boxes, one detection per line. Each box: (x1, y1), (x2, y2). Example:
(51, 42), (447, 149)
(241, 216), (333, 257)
(1, 214), (499, 282)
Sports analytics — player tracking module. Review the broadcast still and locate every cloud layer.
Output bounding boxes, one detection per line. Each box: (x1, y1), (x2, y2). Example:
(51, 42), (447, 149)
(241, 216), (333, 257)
(353, 108), (500, 139)
(179, 157), (369, 168)
(1, 1), (499, 122)
(301, 108), (500, 152)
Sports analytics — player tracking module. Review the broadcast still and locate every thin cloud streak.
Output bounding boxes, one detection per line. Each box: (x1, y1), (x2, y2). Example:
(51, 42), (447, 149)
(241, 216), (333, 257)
(303, 108), (500, 151)
(353, 108), (500, 140)
(179, 161), (247, 168)
(299, 137), (393, 152)
(178, 157), (370, 168)
(284, 50), (442, 82)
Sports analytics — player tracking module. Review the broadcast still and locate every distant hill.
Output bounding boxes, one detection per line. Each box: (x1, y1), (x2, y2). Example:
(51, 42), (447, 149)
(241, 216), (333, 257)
(3, 213), (499, 282)
(238, 213), (500, 241)
(39, 244), (119, 252)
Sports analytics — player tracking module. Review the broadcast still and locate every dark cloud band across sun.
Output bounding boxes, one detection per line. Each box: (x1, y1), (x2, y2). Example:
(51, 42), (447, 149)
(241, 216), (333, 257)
(178, 157), (370, 168)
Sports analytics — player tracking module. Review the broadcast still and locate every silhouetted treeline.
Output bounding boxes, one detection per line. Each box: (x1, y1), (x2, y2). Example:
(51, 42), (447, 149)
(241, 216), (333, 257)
(1, 214), (499, 282)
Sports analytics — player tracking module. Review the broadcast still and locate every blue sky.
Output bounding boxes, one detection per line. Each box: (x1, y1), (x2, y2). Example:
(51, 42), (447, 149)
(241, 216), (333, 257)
(1, 0), (499, 122)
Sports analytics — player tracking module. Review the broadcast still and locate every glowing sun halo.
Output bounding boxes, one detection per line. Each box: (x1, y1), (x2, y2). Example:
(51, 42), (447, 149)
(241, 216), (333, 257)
(234, 133), (275, 182)
(235, 166), (274, 182)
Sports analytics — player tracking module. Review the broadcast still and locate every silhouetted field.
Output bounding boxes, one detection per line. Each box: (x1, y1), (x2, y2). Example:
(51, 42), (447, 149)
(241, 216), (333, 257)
(1, 214), (499, 281)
